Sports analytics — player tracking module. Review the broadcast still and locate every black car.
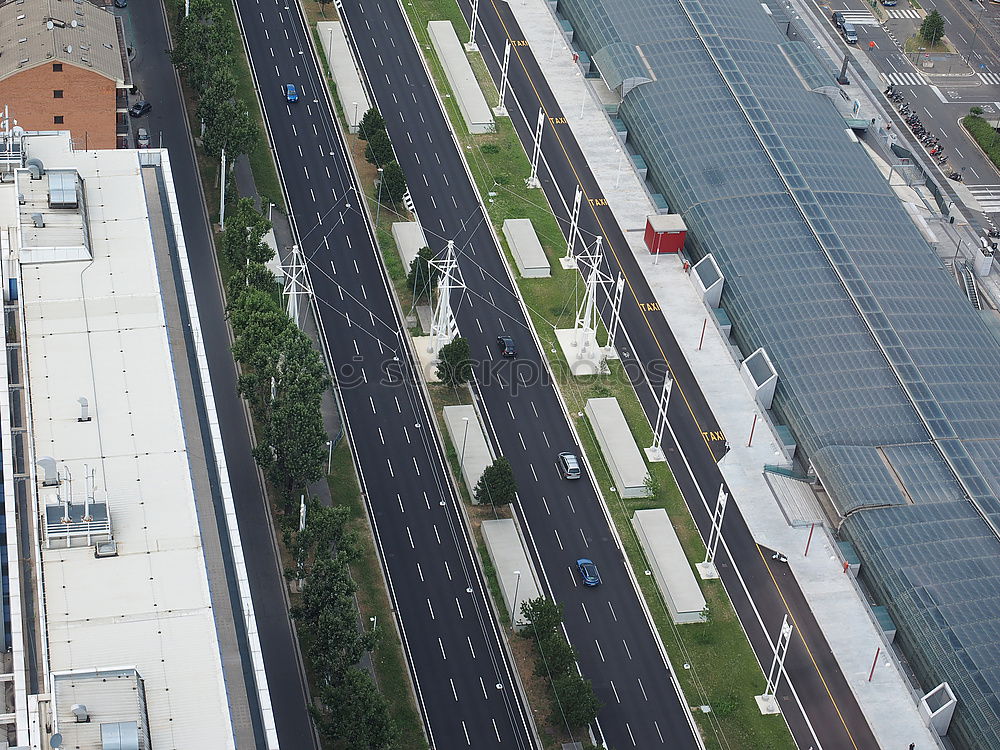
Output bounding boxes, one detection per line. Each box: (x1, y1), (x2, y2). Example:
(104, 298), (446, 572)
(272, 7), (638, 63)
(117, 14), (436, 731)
(113, 0), (127, 7)
(496, 334), (516, 357)
(129, 100), (151, 118)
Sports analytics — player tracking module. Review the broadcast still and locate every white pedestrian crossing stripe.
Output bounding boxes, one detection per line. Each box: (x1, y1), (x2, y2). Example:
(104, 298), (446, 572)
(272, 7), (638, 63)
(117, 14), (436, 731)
(967, 186), (1000, 213)
(979, 71), (1000, 86)
(884, 71), (925, 87)
(838, 10), (878, 25)
(887, 8), (920, 19)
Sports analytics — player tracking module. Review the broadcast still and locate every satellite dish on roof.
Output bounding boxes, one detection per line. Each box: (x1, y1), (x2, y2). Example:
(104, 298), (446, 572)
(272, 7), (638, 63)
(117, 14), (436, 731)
(46, 20), (53, 29)
(12, 126), (24, 137)
(64, 45), (72, 54)
(70, 19), (77, 27)
(49, 733), (63, 748)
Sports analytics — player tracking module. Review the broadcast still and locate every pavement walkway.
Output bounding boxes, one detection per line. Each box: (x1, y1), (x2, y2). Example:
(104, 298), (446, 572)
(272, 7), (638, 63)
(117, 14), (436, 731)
(506, 0), (943, 748)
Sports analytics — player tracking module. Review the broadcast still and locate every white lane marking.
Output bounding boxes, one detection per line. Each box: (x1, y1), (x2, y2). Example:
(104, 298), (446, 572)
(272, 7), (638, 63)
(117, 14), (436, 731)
(531, 464), (538, 482)
(444, 560), (452, 580)
(370, 395), (377, 413)
(403, 426), (411, 444)
(610, 680), (620, 703)
(439, 637), (447, 660)
(608, 601), (618, 622)
(554, 528), (563, 550)
(508, 402), (515, 419)
(416, 562), (424, 581)
(492, 719), (501, 744)
(387, 457), (394, 477)
(531, 402), (539, 418)
(433, 524), (442, 545)
(456, 597), (464, 619)
(518, 432), (526, 450)
(467, 636), (476, 659)
(567, 495), (576, 513)
(461, 721), (470, 746)
(479, 677), (488, 699)
(637, 677), (648, 701)
(397, 494), (404, 513)
(427, 599), (435, 620)
(569, 567), (577, 587)
(378, 427), (384, 444)
(450, 678), (458, 701)
(580, 528), (589, 548)
(542, 496), (550, 515)
(413, 456), (421, 476)
(625, 722), (636, 746)
(406, 526), (413, 548)
(654, 720), (664, 743)
(581, 602), (590, 622)
(595, 640), (605, 662)
(623, 639), (632, 659)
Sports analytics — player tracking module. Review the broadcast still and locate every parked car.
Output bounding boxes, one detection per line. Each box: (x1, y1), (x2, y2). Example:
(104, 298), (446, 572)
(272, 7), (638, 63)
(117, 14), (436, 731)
(496, 334), (516, 357)
(136, 128), (150, 148)
(558, 452), (581, 479)
(114, 0), (127, 7)
(129, 100), (151, 118)
(576, 558), (601, 587)
(285, 84), (299, 103)
(881, 0), (897, 6)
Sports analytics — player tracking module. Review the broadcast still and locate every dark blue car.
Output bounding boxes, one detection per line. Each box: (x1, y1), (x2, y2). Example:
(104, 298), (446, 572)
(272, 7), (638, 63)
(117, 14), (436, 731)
(576, 558), (601, 587)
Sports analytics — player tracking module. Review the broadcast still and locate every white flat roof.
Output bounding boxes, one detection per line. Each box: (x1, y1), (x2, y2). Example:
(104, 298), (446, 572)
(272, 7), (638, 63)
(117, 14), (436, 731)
(7, 134), (235, 748)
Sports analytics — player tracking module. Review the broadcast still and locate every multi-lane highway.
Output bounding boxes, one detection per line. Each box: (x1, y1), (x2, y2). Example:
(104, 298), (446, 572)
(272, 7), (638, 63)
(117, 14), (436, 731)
(436, 0), (882, 747)
(330, 1), (705, 747)
(230, 0), (539, 748)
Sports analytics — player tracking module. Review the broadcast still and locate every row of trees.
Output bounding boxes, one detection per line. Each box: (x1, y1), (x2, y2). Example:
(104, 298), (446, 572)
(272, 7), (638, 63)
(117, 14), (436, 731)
(520, 597), (602, 732)
(290, 500), (394, 748)
(172, 0), (259, 161)
(358, 107), (407, 204)
(225, 198), (393, 746)
(224, 198), (330, 511)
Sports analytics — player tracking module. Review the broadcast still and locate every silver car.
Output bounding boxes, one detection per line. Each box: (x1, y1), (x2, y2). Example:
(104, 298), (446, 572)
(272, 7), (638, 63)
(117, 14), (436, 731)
(558, 452), (581, 479)
(136, 128), (150, 148)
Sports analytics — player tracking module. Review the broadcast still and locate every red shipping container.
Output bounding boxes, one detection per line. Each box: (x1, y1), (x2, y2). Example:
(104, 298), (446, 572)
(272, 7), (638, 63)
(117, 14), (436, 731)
(644, 214), (687, 254)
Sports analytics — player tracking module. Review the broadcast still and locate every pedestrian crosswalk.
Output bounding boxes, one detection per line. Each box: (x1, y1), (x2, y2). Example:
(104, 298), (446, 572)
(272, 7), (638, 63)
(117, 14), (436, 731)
(837, 10), (878, 25)
(886, 8), (920, 19)
(967, 186), (1000, 213)
(979, 71), (1000, 86)
(884, 71), (925, 87)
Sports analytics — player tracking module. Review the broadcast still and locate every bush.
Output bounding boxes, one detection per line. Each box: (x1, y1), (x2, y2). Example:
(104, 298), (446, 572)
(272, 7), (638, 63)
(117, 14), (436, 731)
(358, 107), (385, 139)
(380, 161), (407, 204)
(435, 337), (472, 386)
(963, 114), (1000, 171)
(364, 128), (394, 166)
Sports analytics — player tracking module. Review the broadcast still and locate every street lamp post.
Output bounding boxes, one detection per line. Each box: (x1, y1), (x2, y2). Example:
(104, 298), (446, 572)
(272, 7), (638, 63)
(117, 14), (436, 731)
(510, 570), (522, 628)
(966, 3), (987, 64)
(326, 440), (333, 475)
(460, 416), (470, 468)
(352, 101), (359, 134)
(375, 167), (384, 226)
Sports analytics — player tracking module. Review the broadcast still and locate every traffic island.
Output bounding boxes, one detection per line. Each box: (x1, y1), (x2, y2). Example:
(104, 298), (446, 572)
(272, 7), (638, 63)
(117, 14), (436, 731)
(442, 404), (493, 501)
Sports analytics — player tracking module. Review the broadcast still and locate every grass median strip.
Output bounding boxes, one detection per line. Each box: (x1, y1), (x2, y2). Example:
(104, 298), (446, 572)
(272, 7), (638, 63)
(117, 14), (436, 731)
(397, 1), (796, 748)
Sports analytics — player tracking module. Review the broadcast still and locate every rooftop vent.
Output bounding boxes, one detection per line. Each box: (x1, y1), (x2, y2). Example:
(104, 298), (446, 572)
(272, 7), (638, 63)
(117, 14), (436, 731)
(95, 539), (118, 558)
(49, 17), (66, 28)
(16, 13), (25, 19)
(31, 213), (44, 228)
(26, 157), (45, 179)
(71, 704), (90, 723)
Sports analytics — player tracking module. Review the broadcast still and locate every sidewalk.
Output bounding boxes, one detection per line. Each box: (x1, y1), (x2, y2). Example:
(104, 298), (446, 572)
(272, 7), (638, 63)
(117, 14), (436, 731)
(505, 1), (939, 747)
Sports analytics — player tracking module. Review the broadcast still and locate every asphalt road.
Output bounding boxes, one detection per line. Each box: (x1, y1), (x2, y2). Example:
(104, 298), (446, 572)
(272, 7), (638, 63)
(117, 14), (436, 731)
(229, 0), (539, 748)
(128, 2), (317, 747)
(445, 0), (882, 747)
(334, 1), (703, 748)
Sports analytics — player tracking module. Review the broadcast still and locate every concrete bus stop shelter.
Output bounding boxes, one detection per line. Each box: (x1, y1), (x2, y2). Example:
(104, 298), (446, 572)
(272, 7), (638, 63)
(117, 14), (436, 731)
(317, 22), (371, 133)
(584, 397), (649, 498)
(443, 405), (493, 502)
(427, 21), (495, 134)
(482, 519), (540, 630)
(502, 218), (551, 278)
(632, 509), (706, 624)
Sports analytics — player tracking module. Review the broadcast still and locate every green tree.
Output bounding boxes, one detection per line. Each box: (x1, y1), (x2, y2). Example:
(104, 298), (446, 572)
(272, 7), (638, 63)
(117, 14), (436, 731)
(364, 128), (394, 165)
(227, 260), (278, 301)
(228, 288), (293, 414)
(919, 10), (945, 46)
(550, 672), (601, 730)
(474, 457), (517, 506)
(535, 632), (577, 679)
(203, 99), (259, 159)
(314, 668), (395, 749)
(435, 337), (472, 386)
(292, 499), (358, 568)
(222, 197), (273, 267)
(171, 0), (234, 94)
(358, 107), (385, 139)
(519, 596), (563, 640)
(407, 246), (440, 302)
(380, 160), (407, 204)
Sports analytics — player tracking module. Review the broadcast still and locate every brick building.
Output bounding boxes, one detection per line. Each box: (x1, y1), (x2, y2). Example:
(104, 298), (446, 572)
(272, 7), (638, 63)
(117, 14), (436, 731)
(0, 0), (131, 149)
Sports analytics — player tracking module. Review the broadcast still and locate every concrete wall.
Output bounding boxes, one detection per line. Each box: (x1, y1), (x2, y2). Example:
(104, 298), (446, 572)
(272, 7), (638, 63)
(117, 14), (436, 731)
(391, 221), (427, 272)
(442, 405), (493, 502)
(482, 519), (540, 630)
(502, 218), (550, 278)
(317, 21), (371, 133)
(584, 397), (649, 498)
(427, 21), (494, 134)
(632, 509), (706, 624)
